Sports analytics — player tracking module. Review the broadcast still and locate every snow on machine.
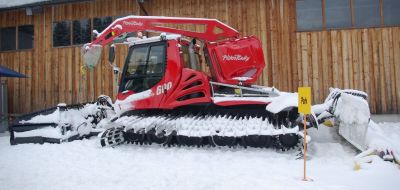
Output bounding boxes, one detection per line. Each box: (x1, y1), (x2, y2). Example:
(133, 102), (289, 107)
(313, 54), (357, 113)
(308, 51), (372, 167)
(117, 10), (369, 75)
(9, 16), (371, 152)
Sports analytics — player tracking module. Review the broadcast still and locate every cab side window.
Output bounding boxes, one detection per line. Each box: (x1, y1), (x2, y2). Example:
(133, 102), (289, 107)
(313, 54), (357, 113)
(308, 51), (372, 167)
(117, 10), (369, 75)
(147, 45), (165, 75)
(121, 42), (166, 93)
(180, 45), (191, 68)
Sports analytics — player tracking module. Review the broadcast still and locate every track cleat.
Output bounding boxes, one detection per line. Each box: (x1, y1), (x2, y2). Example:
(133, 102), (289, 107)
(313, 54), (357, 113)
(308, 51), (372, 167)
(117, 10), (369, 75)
(100, 127), (125, 147)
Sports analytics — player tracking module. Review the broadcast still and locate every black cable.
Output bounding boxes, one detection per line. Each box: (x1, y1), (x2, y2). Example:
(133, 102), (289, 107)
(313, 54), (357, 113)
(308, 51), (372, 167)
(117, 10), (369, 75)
(137, 0), (149, 16)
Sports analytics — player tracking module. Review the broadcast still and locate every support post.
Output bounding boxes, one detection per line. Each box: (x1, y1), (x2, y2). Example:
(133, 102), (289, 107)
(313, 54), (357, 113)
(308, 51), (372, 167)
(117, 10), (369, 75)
(303, 114), (307, 181)
(298, 87), (311, 181)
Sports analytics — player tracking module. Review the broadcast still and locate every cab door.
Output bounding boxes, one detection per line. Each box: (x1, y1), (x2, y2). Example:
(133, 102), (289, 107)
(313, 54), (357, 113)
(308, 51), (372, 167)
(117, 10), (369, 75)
(117, 41), (167, 110)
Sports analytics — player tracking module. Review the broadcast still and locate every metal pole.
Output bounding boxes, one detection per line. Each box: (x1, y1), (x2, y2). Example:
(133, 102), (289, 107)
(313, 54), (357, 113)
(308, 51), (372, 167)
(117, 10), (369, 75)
(303, 114), (307, 181)
(0, 78), (8, 132)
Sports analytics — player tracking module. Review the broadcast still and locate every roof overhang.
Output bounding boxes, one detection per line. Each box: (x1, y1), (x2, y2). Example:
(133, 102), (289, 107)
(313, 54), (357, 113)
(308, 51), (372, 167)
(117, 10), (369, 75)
(0, 0), (93, 11)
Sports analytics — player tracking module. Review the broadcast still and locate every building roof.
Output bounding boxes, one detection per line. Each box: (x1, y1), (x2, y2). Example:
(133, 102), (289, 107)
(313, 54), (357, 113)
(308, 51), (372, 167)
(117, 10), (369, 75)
(0, 0), (92, 11)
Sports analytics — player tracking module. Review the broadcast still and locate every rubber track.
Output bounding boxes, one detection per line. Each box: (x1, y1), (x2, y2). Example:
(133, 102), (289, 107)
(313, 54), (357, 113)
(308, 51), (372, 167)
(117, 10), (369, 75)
(100, 111), (302, 150)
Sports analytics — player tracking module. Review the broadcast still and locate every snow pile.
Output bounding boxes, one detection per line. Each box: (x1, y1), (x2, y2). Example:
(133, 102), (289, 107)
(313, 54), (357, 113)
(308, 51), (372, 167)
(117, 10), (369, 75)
(353, 121), (400, 170)
(13, 126), (64, 138)
(311, 101), (330, 115)
(212, 91), (298, 115)
(265, 92), (298, 114)
(232, 77), (252, 81)
(366, 121), (400, 156)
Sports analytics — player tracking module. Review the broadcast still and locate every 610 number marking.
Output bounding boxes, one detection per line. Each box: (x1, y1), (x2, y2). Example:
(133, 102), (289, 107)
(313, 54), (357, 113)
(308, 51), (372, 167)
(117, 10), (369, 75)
(156, 82), (172, 95)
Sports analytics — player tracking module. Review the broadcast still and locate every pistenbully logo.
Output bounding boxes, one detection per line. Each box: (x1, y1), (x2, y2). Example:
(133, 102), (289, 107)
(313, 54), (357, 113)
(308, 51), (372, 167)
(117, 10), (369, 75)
(123, 21), (144, 26)
(222, 54), (250, 62)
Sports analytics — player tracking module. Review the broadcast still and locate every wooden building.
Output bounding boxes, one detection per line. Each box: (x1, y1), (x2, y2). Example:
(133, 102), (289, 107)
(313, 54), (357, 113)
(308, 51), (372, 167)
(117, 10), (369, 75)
(0, 0), (399, 114)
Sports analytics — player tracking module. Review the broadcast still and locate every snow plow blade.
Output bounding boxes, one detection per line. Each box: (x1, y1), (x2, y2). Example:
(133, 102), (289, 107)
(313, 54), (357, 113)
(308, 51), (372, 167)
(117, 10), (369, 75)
(334, 91), (370, 151)
(338, 123), (368, 151)
(9, 96), (114, 145)
(314, 88), (370, 151)
(338, 123), (369, 151)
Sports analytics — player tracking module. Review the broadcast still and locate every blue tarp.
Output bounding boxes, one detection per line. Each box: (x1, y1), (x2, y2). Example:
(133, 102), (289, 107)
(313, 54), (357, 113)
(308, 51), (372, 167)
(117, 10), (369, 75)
(0, 65), (27, 78)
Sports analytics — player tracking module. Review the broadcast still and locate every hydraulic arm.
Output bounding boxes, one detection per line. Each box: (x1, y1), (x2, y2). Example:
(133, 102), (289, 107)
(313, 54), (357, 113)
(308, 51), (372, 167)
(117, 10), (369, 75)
(88, 16), (240, 47)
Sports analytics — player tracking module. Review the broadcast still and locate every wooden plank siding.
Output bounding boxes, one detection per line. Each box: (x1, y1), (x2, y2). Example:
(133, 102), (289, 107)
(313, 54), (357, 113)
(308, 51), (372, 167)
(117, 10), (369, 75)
(296, 28), (400, 114)
(1, 0), (399, 114)
(0, 0), (137, 114)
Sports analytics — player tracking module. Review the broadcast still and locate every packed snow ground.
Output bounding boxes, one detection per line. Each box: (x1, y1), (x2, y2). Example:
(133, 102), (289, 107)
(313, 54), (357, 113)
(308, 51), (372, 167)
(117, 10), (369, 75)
(0, 122), (399, 190)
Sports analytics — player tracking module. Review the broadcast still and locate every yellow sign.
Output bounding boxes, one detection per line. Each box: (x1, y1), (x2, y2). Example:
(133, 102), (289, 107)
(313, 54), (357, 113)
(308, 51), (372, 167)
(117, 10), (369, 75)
(298, 87), (311, 114)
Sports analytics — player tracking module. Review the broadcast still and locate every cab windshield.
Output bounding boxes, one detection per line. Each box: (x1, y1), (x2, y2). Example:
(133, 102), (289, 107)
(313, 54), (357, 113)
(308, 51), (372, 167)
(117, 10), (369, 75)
(120, 41), (166, 93)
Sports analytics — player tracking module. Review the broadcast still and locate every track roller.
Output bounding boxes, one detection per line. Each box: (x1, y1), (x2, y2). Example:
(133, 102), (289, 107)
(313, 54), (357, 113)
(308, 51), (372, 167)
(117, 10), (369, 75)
(176, 135), (203, 147)
(243, 135), (273, 148)
(124, 129), (145, 143)
(276, 133), (300, 150)
(100, 127), (125, 147)
(146, 129), (170, 145)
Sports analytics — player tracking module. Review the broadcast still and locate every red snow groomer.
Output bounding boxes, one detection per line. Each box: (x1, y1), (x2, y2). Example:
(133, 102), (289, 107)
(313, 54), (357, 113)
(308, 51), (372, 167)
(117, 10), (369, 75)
(83, 16), (318, 149)
(15, 16), (374, 150)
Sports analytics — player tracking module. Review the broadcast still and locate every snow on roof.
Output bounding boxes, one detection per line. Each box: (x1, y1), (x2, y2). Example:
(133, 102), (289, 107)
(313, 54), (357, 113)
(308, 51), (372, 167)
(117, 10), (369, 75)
(0, 0), (49, 9)
(0, 0), (88, 11)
